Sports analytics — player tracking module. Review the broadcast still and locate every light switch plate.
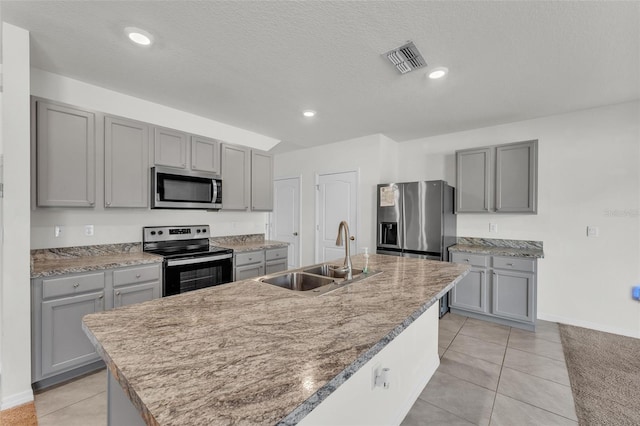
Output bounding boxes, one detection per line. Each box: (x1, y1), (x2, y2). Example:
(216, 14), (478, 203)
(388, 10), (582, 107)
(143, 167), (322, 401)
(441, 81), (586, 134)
(54, 225), (62, 237)
(587, 226), (599, 237)
(84, 225), (94, 236)
(489, 223), (498, 233)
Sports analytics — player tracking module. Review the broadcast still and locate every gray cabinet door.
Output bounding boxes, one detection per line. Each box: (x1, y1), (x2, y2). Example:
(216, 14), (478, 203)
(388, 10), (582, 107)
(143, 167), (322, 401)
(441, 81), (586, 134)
(456, 148), (491, 213)
(221, 143), (250, 210)
(105, 116), (149, 207)
(191, 136), (220, 174)
(492, 270), (535, 322)
(235, 263), (265, 281)
(250, 150), (274, 211)
(153, 127), (188, 168)
(36, 101), (96, 207)
(450, 268), (488, 313)
(265, 259), (287, 275)
(113, 281), (160, 308)
(496, 141), (537, 213)
(41, 291), (104, 376)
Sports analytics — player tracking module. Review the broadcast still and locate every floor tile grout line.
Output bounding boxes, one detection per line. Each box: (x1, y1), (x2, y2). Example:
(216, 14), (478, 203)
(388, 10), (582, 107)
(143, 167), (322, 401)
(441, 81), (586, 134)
(495, 390), (579, 423)
(487, 325), (511, 424)
(421, 399), (478, 425)
(37, 390), (107, 420)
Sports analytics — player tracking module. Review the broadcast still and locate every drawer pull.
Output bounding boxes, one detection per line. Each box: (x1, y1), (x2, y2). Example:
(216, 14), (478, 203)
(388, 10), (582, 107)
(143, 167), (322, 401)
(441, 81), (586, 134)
(116, 291), (121, 296)
(73, 283), (80, 288)
(136, 274), (142, 278)
(506, 263), (514, 267)
(463, 258), (470, 262)
(98, 294), (104, 299)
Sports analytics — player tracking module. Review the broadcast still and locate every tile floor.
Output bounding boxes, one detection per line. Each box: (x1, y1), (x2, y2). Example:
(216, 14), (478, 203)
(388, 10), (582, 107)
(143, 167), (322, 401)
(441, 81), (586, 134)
(34, 313), (577, 425)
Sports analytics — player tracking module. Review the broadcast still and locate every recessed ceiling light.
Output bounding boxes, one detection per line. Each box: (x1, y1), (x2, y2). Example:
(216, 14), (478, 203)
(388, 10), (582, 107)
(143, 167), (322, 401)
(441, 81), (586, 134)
(125, 27), (153, 46)
(303, 110), (316, 118)
(428, 67), (449, 79)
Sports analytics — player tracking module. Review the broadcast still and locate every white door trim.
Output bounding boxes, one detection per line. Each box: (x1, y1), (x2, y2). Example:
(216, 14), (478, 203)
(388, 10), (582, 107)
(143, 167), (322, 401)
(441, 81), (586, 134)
(314, 169), (360, 263)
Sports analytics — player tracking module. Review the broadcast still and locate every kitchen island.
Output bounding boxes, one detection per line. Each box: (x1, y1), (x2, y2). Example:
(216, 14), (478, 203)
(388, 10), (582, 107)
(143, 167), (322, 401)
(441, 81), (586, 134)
(82, 254), (469, 425)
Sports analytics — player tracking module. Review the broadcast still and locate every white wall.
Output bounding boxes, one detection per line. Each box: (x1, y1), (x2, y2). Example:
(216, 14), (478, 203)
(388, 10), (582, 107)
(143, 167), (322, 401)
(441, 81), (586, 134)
(400, 101), (640, 338)
(30, 70), (276, 248)
(275, 102), (640, 338)
(274, 134), (399, 265)
(1, 23), (33, 409)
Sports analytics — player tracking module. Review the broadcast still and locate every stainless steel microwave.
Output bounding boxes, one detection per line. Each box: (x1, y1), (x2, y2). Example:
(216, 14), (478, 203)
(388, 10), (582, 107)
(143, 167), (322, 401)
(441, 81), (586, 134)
(151, 166), (222, 210)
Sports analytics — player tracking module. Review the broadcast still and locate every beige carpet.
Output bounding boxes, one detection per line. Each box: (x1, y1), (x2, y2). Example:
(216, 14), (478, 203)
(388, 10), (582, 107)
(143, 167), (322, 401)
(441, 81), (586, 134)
(0, 402), (38, 426)
(559, 324), (640, 426)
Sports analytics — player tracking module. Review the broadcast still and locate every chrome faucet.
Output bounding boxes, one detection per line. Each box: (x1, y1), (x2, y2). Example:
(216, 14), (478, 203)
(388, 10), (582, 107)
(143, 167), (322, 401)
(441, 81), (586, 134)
(335, 220), (353, 280)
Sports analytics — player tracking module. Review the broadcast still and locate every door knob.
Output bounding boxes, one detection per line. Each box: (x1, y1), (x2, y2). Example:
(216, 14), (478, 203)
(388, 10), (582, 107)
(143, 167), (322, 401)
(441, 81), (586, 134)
(350, 236), (355, 241)
(293, 232), (298, 236)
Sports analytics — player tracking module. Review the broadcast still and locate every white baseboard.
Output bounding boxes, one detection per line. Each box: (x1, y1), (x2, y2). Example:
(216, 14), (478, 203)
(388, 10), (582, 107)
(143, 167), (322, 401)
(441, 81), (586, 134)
(538, 312), (640, 339)
(1, 389), (34, 411)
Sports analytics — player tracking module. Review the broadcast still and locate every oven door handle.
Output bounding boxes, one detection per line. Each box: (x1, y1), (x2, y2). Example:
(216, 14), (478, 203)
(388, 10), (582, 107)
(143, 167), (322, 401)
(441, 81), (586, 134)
(166, 253), (233, 267)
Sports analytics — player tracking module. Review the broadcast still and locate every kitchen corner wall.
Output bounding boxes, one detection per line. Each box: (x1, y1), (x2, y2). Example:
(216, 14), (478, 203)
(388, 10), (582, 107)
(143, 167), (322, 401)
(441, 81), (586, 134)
(275, 101), (640, 338)
(29, 69), (277, 248)
(274, 134), (400, 265)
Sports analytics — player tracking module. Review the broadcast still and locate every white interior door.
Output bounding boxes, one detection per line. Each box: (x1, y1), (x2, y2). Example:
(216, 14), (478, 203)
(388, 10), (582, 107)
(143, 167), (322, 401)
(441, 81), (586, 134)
(316, 171), (358, 263)
(273, 177), (301, 268)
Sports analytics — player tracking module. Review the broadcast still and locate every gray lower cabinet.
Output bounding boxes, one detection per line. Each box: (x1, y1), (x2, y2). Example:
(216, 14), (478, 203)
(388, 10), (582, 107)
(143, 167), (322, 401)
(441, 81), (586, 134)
(153, 127), (188, 169)
(32, 264), (162, 388)
(234, 247), (287, 280)
(456, 140), (537, 214)
(450, 252), (537, 330)
(35, 99), (96, 207)
(104, 116), (149, 208)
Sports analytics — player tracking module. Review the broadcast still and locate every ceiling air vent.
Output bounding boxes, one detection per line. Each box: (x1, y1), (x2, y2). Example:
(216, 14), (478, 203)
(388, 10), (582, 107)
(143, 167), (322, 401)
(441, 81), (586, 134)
(384, 41), (427, 74)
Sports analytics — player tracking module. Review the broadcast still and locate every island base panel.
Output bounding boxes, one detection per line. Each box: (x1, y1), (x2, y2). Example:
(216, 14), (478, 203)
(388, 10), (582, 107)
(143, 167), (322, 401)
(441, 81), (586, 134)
(108, 372), (146, 426)
(298, 303), (440, 425)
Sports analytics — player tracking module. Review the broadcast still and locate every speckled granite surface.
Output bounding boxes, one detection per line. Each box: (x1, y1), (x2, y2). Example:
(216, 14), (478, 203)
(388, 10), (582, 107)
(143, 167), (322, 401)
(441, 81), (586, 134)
(449, 237), (544, 258)
(82, 254), (470, 425)
(31, 243), (163, 278)
(211, 234), (289, 252)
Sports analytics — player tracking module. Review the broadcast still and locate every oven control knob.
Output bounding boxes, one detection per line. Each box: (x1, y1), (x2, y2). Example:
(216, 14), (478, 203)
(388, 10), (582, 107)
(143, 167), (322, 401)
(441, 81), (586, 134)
(196, 229), (201, 233)
(158, 231), (163, 235)
(150, 231), (156, 235)
(202, 228), (207, 233)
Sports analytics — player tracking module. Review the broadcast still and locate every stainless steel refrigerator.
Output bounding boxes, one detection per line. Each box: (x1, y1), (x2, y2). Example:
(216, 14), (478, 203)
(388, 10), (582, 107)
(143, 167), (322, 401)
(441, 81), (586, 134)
(376, 181), (456, 315)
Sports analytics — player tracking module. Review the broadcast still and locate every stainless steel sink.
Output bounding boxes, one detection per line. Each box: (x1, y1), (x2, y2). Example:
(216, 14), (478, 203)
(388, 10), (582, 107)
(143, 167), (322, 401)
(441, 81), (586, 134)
(259, 272), (335, 292)
(302, 264), (363, 278)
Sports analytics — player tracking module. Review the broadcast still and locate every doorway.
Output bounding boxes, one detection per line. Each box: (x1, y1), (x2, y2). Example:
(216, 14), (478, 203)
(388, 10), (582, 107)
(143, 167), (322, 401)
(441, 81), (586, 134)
(272, 177), (301, 268)
(315, 171), (358, 263)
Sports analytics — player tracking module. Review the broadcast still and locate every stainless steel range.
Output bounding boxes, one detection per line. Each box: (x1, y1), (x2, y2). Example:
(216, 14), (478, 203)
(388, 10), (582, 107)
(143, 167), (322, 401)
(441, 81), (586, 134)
(143, 225), (233, 297)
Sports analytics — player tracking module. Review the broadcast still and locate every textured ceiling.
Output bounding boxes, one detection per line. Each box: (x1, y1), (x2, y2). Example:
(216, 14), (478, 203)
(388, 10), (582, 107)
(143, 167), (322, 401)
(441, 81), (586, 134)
(2, 1), (639, 152)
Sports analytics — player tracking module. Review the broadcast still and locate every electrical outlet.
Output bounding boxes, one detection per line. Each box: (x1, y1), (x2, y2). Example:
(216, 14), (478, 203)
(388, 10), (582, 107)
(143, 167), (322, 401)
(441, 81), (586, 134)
(371, 363), (382, 390)
(489, 223), (498, 233)
(84, 225), (94, 236)
(587, 226), (599, 237)
(54, 225), (62, 237)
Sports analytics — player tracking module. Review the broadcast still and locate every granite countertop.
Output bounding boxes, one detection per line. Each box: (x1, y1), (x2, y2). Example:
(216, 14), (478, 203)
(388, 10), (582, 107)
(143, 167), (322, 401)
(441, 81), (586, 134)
(31, 243), (164, 278)
(213, 240), (289, 253)
(448, 237), (544, 259)
(82, 254), (470, 425)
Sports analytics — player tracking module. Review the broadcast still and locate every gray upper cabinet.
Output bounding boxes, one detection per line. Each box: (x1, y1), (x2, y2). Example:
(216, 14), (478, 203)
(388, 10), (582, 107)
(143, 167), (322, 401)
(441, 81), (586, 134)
(456, 140), (537, 214)
(221, 143), (251, 211)
(36, 100), (96, 207)
(456, 148), (491, 213)
(104, 116), (149, 208)
(495, 141), (537, 213)
(191, 136), (220, 174)
(153, 127), (188, 169)
(251, 150), (274, 211)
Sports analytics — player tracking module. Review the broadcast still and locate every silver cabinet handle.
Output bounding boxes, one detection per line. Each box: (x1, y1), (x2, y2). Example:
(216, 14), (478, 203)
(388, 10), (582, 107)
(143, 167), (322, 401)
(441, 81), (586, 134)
(135, 274), (141, 278)
(98, 294), (104, 299)
(73, 283), (80, 288)
(506, 263), (514, 267)
(116, 291), (121, 296)
(106, 201), (111, 206)
(463, 259), (470, 262)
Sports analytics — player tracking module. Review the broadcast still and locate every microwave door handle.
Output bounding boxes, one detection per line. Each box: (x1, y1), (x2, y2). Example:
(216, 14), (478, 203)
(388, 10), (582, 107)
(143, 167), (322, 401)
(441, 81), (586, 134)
(212, 180), (217, 203)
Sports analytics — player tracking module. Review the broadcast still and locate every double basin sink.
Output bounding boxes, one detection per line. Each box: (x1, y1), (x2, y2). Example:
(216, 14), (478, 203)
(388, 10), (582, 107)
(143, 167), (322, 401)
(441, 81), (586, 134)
(257, 263), (379, 297)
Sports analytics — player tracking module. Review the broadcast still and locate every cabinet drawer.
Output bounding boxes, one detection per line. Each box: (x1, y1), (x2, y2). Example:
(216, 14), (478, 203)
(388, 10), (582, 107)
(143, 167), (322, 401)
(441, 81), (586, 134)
(492, 256), (535, 272)
(265, 247), (287, 261)
(42, 272), (105, 299)
(451, 252), (488, 268)
(235, 251), (264, 266)
(113, 264), (161, 287)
